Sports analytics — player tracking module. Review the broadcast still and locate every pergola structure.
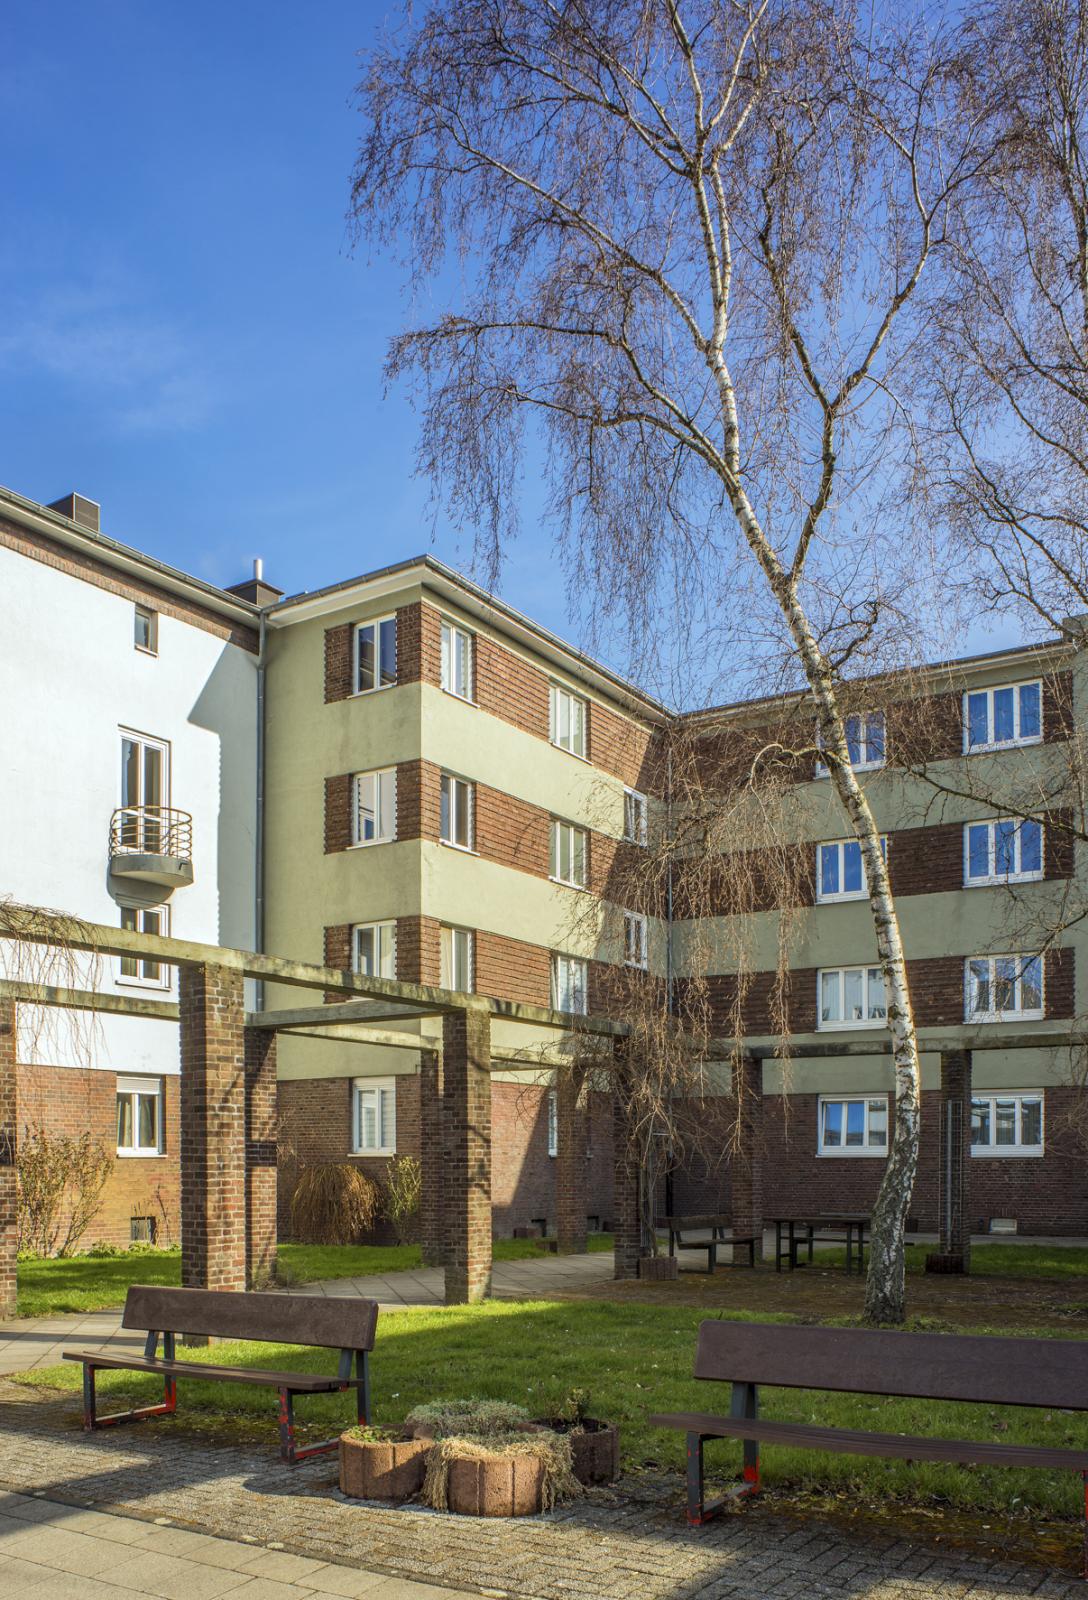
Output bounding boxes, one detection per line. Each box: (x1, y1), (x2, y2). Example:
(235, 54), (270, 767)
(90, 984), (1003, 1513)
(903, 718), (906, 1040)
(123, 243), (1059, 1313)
(0, 904), (1077, 1317)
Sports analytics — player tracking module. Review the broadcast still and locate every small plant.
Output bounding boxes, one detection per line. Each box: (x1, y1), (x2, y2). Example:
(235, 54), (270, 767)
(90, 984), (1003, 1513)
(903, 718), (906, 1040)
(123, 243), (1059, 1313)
(383, 1154), (422, 1244)
(405, 1397), (530, 1437)
(17, 1125), (112, 1257)
(342, 1423), (407, 1443)
(289, 1163), (381, 1244)
(555, 1387), (591, 1426)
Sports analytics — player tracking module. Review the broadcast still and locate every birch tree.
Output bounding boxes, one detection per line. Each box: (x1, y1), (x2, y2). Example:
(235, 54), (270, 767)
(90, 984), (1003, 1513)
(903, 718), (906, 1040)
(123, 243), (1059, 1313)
(352, 0), (990, 1322)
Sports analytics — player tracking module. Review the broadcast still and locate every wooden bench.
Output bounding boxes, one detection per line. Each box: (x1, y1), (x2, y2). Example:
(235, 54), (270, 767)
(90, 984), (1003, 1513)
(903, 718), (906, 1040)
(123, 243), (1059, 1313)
(662, 1214), (759, 1271)
(650, 1319), (1088, 1567)
(63, 1286), (377, 1465)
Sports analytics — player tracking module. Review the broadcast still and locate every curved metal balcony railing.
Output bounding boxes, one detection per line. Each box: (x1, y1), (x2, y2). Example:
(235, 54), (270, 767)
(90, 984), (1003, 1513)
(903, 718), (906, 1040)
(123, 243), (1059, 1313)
(110, 806), (193, 864)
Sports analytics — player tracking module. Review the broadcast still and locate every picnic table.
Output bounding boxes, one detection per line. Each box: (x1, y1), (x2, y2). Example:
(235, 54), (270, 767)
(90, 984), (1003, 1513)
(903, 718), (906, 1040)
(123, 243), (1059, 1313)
(770, 1213), (869, 1275)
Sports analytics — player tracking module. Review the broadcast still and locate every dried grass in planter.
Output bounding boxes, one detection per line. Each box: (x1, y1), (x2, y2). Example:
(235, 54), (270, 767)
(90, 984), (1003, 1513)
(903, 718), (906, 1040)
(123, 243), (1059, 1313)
(405, 1398), (530, 1438)
(421, 1430), (581, 1513)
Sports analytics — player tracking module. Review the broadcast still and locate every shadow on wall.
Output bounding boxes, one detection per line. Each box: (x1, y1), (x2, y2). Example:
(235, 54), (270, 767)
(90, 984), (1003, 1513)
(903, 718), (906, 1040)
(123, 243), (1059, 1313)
(188, 643), (258, 951)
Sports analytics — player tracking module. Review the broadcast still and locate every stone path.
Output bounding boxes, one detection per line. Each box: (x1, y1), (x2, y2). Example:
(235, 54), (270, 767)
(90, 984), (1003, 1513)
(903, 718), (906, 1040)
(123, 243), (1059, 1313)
(0, 1253), (616, 1376)
(0, 1377), (1080, 1597)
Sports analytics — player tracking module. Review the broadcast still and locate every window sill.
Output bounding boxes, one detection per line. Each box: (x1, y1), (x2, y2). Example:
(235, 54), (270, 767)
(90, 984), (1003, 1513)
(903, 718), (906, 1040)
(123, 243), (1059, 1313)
(134, 645), (158, 659)
(549, 876), (590, 892)
(815, 893), (869, 905)
(441, 687), (477, 707)
(116, 977), (172, 993)
(966, 1011), (1045, 1025)
(964, 735), (1043, 755)
(964, 873), (1044, 888)
(116, 1149), (166, 1159)
(550, 742), (590, 764)
(816, 1149), (887, 1158)
(351, 1148), (396, 1158)
(970, 1147), (1044, 1159)
(348, 839), (395, 850)
(816, 1022), (887, 1033)
(440, 840), (479, 856)
(814, 762), (885, 780)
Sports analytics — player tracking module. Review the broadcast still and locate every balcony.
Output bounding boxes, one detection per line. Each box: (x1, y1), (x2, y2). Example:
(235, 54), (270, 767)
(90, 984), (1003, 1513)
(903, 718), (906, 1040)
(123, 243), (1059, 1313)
(109, 806), (194, 890)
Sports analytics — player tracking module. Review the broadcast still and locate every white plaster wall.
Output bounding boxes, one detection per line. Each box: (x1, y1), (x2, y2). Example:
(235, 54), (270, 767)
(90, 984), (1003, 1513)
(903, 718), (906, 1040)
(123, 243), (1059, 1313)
(0, 544), (258, 1075)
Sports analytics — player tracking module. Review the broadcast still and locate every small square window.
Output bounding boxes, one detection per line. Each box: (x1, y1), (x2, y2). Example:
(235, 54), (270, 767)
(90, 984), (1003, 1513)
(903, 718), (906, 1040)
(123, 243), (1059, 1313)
(818, 1095), (888, 1156)
(352, 1077), (396, 1154)
(117, 1076), (164, 1156)
(134, 606), (158, 654)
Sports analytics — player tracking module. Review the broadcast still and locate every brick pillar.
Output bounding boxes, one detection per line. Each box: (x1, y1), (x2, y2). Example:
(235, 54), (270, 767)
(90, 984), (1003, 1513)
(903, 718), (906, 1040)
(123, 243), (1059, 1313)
(419, 1047), (445, 1267)
(612, 1038), (641, 1280)
(244, 1027), (278, 1289)
(0, 999), (17, 1318)
(443, 1007), (492, 1304)
(731, 1053), (764, 1264)
(939, 1048), (972, 1271)
(180, 963), (246, 1293)
(555, 1065), (588, 1254)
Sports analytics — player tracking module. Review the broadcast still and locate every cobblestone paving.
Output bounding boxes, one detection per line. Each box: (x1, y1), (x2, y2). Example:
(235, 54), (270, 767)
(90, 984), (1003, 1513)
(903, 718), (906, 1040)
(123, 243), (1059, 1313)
(0, 1380), (1079, 1599)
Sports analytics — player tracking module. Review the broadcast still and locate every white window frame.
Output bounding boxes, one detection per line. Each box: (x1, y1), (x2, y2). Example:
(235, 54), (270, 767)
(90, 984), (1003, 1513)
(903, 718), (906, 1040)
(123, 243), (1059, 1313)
(549, 683), (587, 759)
(815, 837), (886, 904)
(118, 905), (170, 990)
(440, 619), (474, 702)
(817, 965), (888, 1031)
(352, 921), (397, 979)
(815, 712), (885, 777)
(352, 1077), (397, 1155)
(353, 614), (397, 695)
(550, 819), (588, 887)
(551, 953), (588, 1015)
(970, 1090), (1044, 1157)
(116, 1074), (164, 1157)
(963, 679), (1043, 754)
(816, 1095), (889, 1158)
(440, 773), (474, 851)
(134, 605), (158, 655)
(623, 787), (648, 845)
(441, 925), (474, 993)
(964, 953), (1044, 1023)
(351, 768), (397, 846)
(963, 818), (1044, 887)
(547, 1088), (558, 1157)
(624, 910), (648, 969)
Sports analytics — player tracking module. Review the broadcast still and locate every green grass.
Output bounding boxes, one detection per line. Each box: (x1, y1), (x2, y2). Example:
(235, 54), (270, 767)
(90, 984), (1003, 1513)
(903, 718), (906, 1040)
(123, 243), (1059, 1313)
(15, 1235), (615, 1317)
(22, 1298), (1088, 1517)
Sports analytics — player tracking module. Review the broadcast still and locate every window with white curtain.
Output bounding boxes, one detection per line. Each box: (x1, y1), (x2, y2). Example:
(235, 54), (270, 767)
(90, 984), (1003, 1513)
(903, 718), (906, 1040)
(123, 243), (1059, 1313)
(817, 1096), (888, 1156)
(353, 922), (397, 979)
(624, 911), (648, 969)
(441, 620), (473, 700)
(623, 788), (648, 845)
(817, 966), (887, 1029)
(440, 774), (474, 850)
(965, 954), (1044, 1022)
(970, 1092), (1043, 1155)
(352, 769), (396, 845)
(352, 1078), (396, 1154)
(552, 953), (588, 1014)
(550, 820), (587, 887)
(441, 926), (474, 992)
(116, 1076), (164, 1156)
(549, 683), (587, 758)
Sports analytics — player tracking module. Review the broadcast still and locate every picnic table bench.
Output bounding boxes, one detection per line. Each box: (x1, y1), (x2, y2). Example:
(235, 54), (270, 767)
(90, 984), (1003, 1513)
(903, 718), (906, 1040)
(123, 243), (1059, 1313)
(661, 1214), (759, 1271)
(771, 1213), (870, 1274)
(649, 1319), (1088, 1571)
(63, 1286), (377, 1464)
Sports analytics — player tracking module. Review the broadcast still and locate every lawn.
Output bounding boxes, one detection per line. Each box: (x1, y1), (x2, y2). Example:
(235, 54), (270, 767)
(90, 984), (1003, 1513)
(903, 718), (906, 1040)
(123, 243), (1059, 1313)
(21, 1297), (1088, 1519)
(14, 1234), (615, 1317)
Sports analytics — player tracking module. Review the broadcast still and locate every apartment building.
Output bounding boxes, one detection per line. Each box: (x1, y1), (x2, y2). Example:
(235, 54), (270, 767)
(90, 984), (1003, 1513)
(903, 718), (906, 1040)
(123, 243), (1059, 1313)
(0, 487), (262, 1246)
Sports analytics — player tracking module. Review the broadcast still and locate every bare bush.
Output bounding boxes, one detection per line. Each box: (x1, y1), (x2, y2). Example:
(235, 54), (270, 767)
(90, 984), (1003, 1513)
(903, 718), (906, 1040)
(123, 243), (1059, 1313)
(384, 1154), (423, 1245)
(17, 1125), (112, 1258)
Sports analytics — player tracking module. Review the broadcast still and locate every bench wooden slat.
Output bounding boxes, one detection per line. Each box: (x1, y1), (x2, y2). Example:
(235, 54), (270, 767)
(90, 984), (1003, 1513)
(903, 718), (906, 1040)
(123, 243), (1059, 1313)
(648, 1411), (1088, 1472)
(694, 1320), (1088, 1411)
(61, 1352), (358, 1391)
(121, 1286), (378, 1351)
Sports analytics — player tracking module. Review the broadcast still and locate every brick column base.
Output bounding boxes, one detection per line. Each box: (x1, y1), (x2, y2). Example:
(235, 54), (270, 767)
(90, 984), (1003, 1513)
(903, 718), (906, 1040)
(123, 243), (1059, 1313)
(180, 963), (246, 1295)
(245, 1027), (278, 1288)
(612, 1040), (641, 1280)
(419, 1048), (445, 1267)
(443, 1008), (492, 1304)
(555, 1066), (588, 1254)
(0, 1000), (16, 1318)
(938, 1048), (972, 1271)
(731, 1053), (764, 1264)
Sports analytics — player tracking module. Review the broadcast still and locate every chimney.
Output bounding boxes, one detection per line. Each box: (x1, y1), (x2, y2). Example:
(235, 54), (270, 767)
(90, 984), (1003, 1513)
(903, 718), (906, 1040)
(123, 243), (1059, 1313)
(227, 557), (284, 608)
(47, 492), (100, 533)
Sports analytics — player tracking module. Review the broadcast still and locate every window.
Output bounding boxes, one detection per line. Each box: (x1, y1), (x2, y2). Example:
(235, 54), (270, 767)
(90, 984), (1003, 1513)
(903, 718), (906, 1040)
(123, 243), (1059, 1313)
(964, 819), (1043, 885)
(624, 911), (648, 969)
(440, 774), (474, 850)
(134, 605), (158, 654)
(354, 615), (397, 694)
(116, 1076), (164, 1156)
(550, 820), (587, 887)
(119, 730), (168, 852)
(965, 954), (1043, 1022)
(624, 787), (648, 845)
(818, 965), (887, 1029)
(552, 953), (588, 1014)
(119, 905), (169, 988)
(352, 1078), (396, 1154)
(353, 921), (397, 979)
(970, 1091), (1044, 1156)
(816, 837), (886, 903)
(441, 620), (473, 700)
(352, 769), (396, 845)
(547, 1089), (558, 1157)
(816, 712), (885, 776)
(441, 926), (474, 992)
(817, 1096), (889, 1156)
(964, 680), (1041, 752)
(550, 683), (587, 758)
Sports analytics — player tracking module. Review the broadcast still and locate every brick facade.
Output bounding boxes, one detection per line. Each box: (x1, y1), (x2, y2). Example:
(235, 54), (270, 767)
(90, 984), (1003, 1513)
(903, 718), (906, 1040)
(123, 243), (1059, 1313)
(442, 1007), (492, 1304)
(179, 963), (246, 1292)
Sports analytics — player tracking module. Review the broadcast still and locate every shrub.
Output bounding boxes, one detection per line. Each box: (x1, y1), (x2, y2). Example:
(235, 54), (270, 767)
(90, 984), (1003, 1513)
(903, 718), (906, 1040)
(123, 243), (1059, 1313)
(17, 1125), (112, 1257)
(383, 1154), (422, 1244)
(289, 1162), (381, 1244)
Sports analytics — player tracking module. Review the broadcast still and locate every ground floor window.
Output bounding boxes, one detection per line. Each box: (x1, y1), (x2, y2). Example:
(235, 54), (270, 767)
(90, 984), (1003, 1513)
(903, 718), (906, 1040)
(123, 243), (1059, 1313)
(817, 1095), (888, 1156)
(352, 1077), (396, 1155)
(971, 1091), (1043, 1155)
(116, 1075), (164, 1156)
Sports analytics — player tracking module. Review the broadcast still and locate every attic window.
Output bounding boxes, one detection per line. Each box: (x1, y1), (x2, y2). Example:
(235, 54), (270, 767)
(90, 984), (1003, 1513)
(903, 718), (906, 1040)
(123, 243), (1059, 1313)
(135, 605), (158, 654)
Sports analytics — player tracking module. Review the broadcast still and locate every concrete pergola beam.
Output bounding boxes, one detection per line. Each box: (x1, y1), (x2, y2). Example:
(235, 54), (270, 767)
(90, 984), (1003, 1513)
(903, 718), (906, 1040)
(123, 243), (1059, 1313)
(747, 1029), (1082, 1058)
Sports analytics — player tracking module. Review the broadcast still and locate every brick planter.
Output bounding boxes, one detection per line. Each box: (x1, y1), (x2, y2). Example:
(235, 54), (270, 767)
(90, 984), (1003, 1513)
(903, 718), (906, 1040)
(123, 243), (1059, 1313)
(338, 1430), (431, 1501)
(537, 1419), (619, 1484)
(638, 1255), (678, 1281)
(445, 1450), (547, 1516)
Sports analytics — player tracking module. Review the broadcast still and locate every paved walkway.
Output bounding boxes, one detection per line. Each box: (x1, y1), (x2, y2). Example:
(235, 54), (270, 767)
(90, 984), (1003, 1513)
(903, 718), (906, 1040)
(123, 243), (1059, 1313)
(0, 1252), (616, 1375)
